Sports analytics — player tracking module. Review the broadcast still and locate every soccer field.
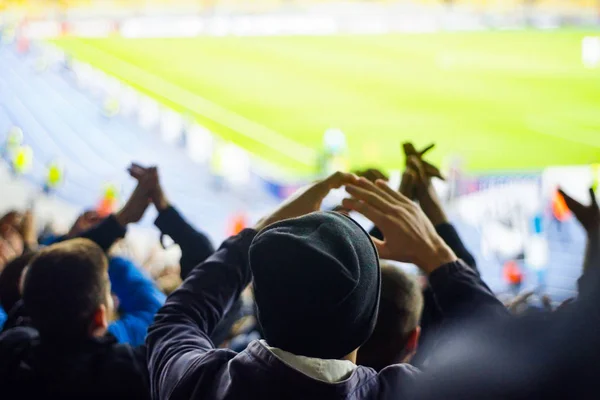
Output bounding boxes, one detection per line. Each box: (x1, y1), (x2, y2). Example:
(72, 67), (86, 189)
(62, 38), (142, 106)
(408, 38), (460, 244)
(52, 31), (600, 174)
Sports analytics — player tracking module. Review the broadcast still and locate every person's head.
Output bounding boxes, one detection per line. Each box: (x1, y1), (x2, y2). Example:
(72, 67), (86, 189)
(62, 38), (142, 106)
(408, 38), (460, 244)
(22, 239), (113, 342)
(357, 261), (423, 370)
(0, 251), (35, 313)
(249, 211), (380, 361)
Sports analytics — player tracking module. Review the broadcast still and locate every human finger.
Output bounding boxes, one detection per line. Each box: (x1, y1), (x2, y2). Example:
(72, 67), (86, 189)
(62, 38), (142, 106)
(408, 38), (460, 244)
(353, 177), (397, 205)
(399, 169), (417, 198)
(371, 237), (392, 260)
(128, 163), (149, 180)
(423, 161), (444, 180)
(407, 155), (427, 183)
(322, 171), (358, 190)
(366, 169), (389, 182)
(558, 188), (583, 214)
(590, 187), (598, 208)
(342, 197), (388, 228)
(376, 179), (412, 205)
(418, 143), (435, 157)
(402, 142), (418, 157)
(345, 185), (395, 214)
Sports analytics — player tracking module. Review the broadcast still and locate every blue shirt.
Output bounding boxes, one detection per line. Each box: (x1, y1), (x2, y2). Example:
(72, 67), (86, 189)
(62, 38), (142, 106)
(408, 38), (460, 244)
(107, 256), (166, 346)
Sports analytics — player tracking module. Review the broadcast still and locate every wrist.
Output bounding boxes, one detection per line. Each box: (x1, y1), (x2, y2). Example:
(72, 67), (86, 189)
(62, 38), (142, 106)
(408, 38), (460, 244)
(418, 242), (457, 275)
(155, 198), (170, 212)
(153, 188), (170, 212)
(114, 210), (131, 228)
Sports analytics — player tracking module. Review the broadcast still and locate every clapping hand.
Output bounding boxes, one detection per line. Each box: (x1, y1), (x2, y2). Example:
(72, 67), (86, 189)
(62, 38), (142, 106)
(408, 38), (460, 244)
(402, 142), (444, 181)
(559, 187), (600, 276)
(129, 163), (170, 212)
(343, 177), (456, 274)
(69, 211), (103, 237)
(115, 164), (156, 227)
(558, 188), (599, 235)
(255, 171), (359, 231)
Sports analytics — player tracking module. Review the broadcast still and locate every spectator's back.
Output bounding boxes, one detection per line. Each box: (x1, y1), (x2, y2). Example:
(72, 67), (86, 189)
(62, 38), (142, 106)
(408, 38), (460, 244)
(0, 326), (148, 400)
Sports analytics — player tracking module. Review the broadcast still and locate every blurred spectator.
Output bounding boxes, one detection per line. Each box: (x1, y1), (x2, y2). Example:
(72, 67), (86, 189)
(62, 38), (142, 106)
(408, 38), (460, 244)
(0, 172), (167, 346)
(357, 261), (424, 371)
(0, 239), (150, 399)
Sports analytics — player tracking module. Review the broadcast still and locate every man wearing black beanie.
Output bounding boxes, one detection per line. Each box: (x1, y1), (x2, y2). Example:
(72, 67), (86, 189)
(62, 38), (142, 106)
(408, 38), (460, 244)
(250, 210), (380, 361)
(147, 172), (507, 400)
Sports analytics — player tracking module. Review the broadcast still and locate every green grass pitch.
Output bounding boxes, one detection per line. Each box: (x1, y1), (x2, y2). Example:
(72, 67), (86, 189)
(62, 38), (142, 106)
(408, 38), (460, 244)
(52, 30), (600, 175)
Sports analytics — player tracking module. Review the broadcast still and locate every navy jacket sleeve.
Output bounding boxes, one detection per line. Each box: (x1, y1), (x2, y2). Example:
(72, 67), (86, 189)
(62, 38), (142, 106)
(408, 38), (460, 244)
(435, 223), (477, 273)
(107, 257), (166, 346)
(47, 215), (126, 252)
(419, 223), (478, 350)
(414, 260), (508, 368)
(154, 206), (215, 280)
(146, 229), (255, 400)
(428, 261), (508, 321)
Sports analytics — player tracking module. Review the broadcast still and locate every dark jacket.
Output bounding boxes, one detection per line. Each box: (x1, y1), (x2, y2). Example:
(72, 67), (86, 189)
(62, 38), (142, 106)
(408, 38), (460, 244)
(154, 206), (215, 280)
(154, 205), (242, 346)
(414, 222), (485, 367)
(0, 326), (149, 400)
(147, 228), (506, 400)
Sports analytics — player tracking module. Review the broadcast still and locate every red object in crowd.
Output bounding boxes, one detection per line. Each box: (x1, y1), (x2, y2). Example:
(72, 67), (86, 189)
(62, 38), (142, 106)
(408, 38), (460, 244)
(227, 212), (248, 237)
(552, 190), (571, 222)
(97, 197), (117, 218)
(503, 261), (523, 285)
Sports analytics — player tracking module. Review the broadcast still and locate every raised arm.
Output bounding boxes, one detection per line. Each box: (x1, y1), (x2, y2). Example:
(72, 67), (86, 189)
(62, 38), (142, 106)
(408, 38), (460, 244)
(53, 170), (155, 252)
(146, 171), (358, 400)
(154, 207), (215, 279)
(343, 178), (506, 322)
(130, 164), (215, 279)
(146, 230), (255, 399)
(558, 187), (600, 297)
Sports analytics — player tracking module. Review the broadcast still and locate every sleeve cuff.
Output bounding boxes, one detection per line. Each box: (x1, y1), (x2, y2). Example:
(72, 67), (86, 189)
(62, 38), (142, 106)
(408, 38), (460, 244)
(428, 260), (472, 287)
(154, 205), (178, 232)
(435, 223), (459, 242)
(105, 214), (127, 239)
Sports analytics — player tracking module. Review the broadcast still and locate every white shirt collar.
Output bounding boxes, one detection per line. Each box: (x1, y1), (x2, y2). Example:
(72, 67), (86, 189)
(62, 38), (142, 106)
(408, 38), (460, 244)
(260, 340), (357, 383)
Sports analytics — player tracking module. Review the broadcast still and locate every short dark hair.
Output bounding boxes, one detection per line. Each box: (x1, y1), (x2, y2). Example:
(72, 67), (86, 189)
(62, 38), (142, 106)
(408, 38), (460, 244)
(0, 251), (35, 313)
(358, 262), (423, 370)
(22, 239), (109, 341)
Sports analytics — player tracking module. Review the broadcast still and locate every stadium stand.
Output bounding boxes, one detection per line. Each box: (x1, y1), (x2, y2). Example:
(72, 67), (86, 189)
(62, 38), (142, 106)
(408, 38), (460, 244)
(1, 1), (599, 399)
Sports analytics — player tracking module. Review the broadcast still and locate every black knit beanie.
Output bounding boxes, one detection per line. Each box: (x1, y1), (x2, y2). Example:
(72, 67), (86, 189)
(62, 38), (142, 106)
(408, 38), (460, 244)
(249, 211), (380, 360)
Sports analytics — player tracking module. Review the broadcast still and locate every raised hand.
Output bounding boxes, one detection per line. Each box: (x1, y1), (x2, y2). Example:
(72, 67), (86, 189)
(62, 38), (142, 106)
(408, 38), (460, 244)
(115, 166), (155, 227)
(255, 171), (358, 231)
(129, 163), (169, 211)
(68, 211), (103, 237)
(355, 168), (389, 184)
(342, 177), (456, 274)
(558, 188), (599, 235)
(403, 142), (444, 181)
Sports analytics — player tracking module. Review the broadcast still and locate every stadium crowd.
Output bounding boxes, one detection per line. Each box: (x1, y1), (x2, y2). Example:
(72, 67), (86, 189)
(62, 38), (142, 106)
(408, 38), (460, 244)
(0, 143), (600, 399)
